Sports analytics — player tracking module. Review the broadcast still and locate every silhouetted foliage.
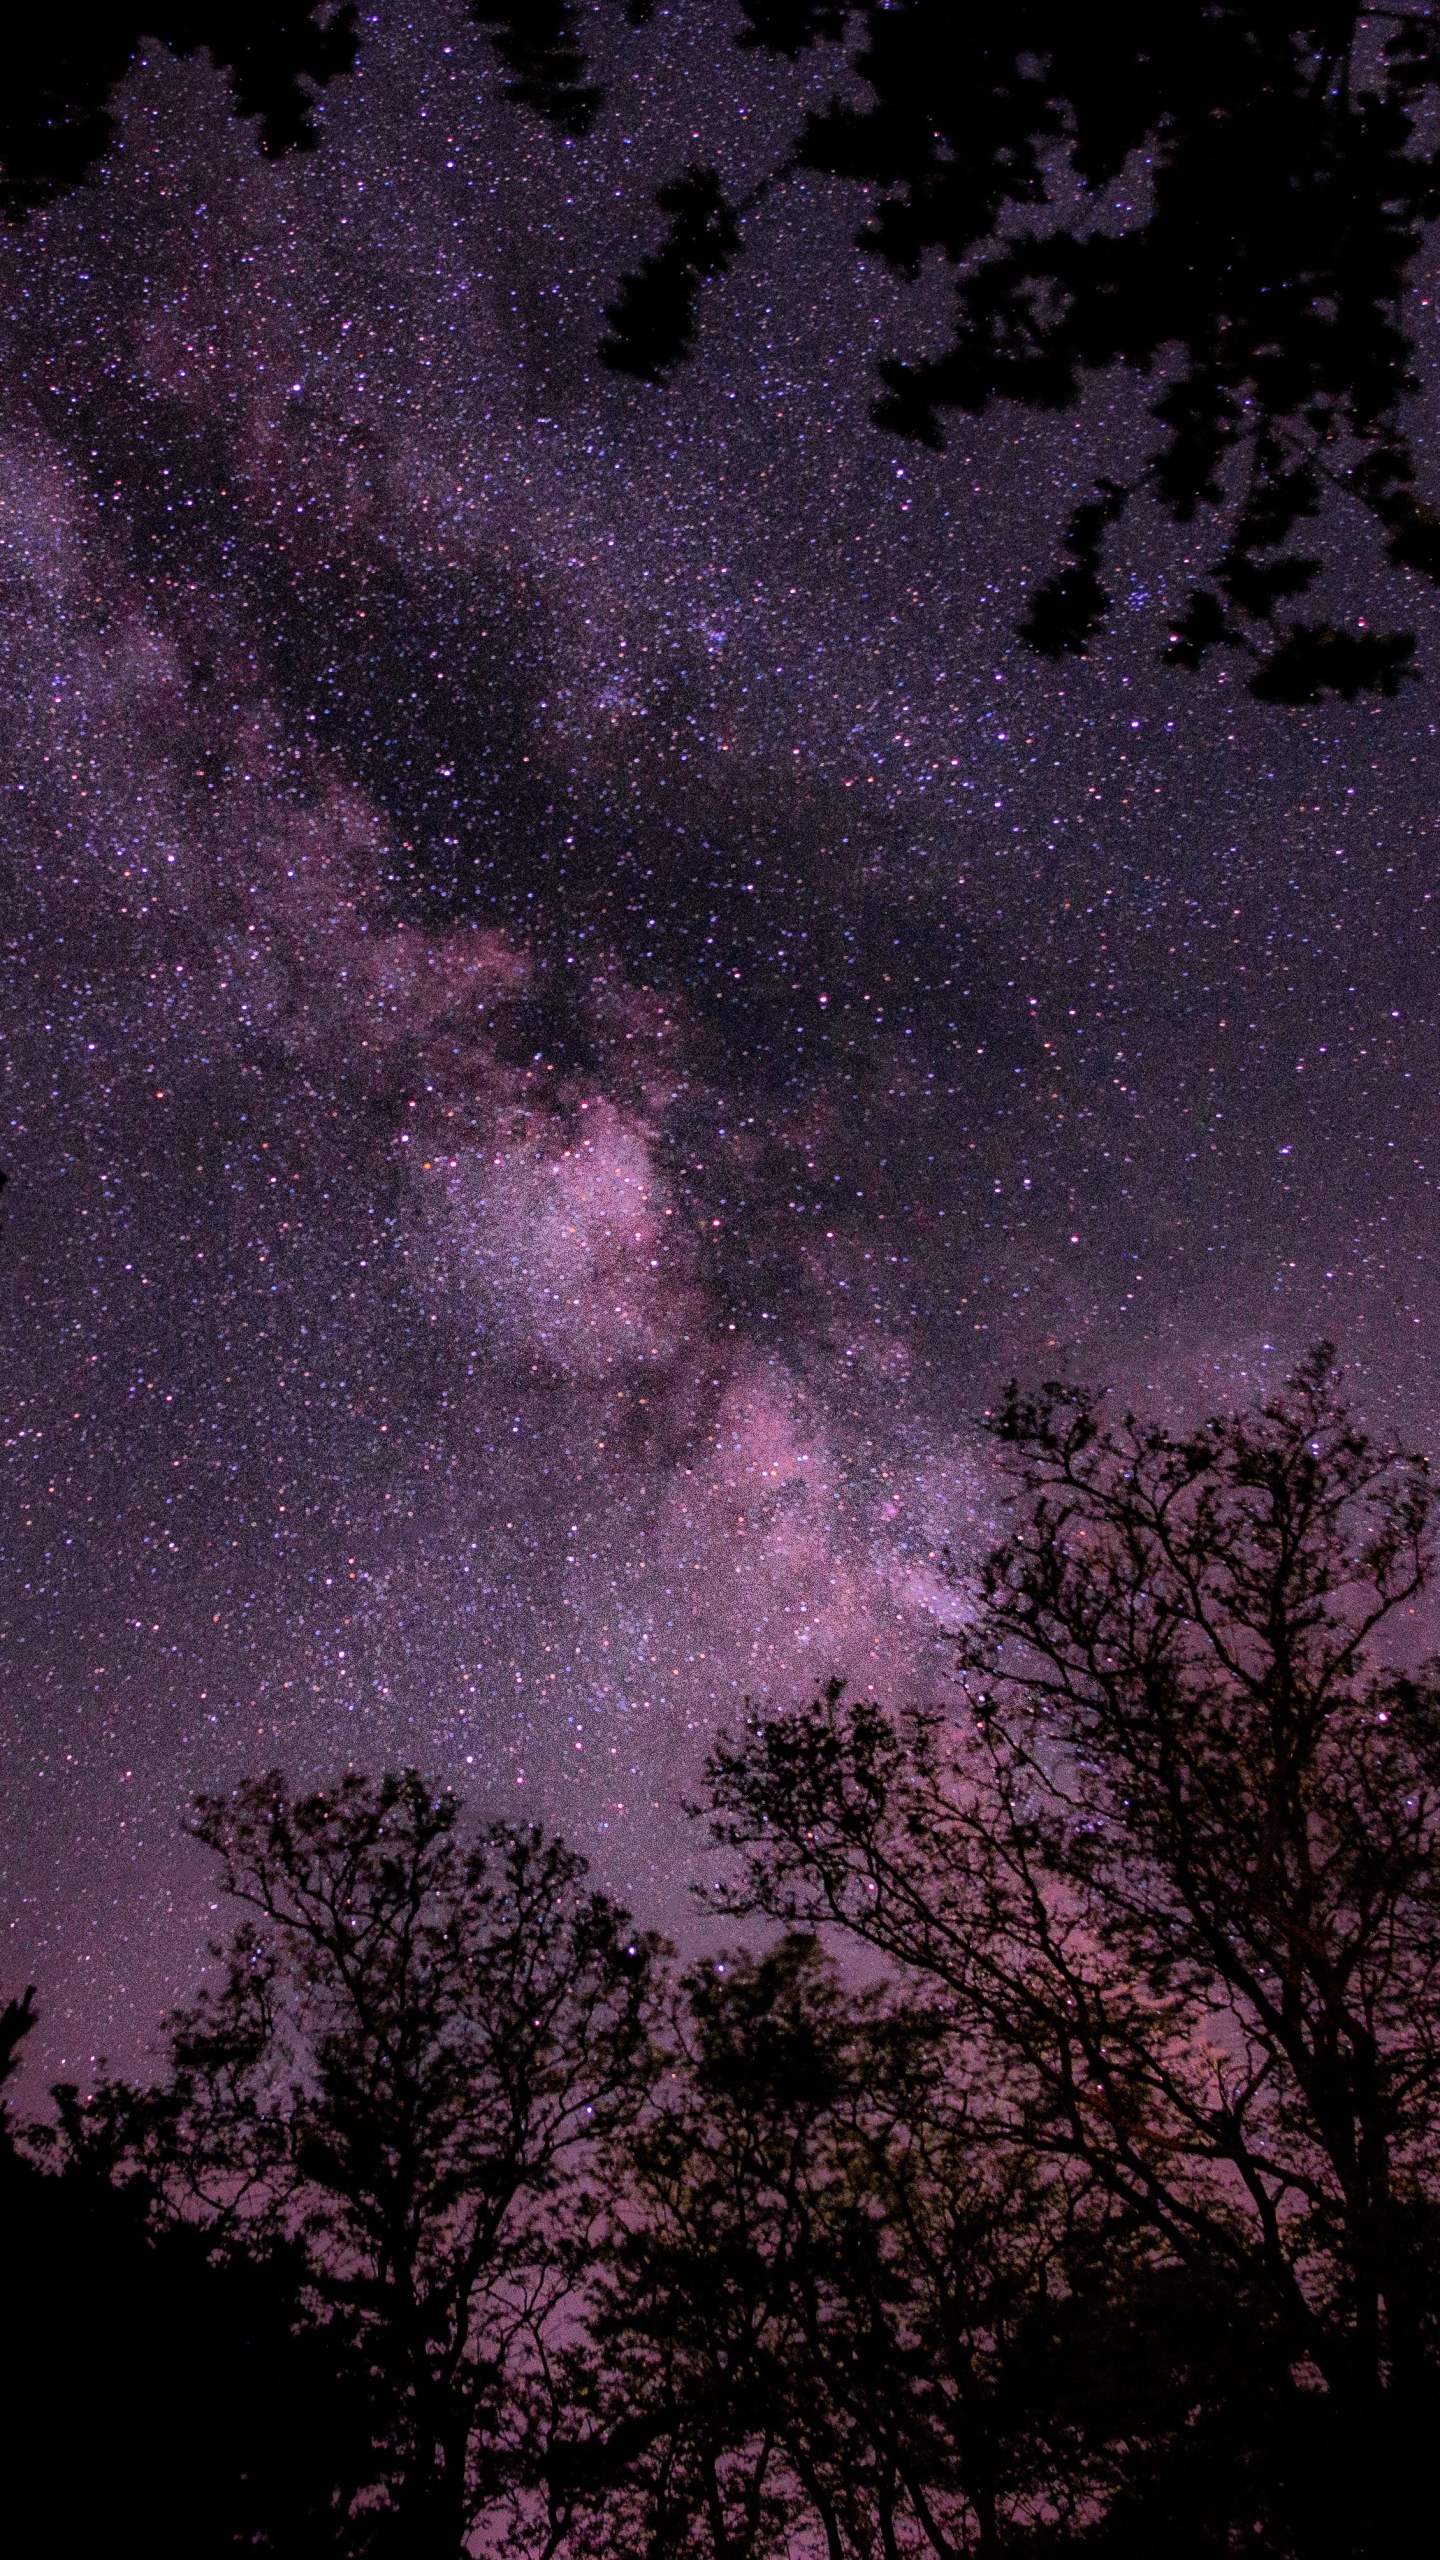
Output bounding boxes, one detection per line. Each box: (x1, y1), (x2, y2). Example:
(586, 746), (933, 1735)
(708, 1346), (1440, 2553)
(0, 1980), (36, 2104)
(1247, 620), (1420, 701)
(786, 5), (1440, 699)
(0, 9), (361, 218)
(470, 3), (605, 139)
(11, 1357), (1440, 2553)
(1019, 479), (1128, 658)
(564, 1937), (1101, 2559)
(601, 167), (744, 380)
(5, 2044), (367, 2551)
(12, 9), (1440, 696)
(53, 1771), (665, 2559)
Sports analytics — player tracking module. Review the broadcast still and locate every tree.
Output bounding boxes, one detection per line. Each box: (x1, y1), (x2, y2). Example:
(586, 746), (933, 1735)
(563, 1935), (1161, 2560)
(551, 1936), (877, 2560)
(9, 10), (1440, 699)
(706, 1347), (1440, 2554)
(62, 1770), (665, 2560)
(4, 1977), (370, 2554)
(610, 4), (1440, 702)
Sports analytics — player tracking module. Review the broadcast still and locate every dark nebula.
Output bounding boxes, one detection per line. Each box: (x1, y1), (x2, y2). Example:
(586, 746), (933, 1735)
(4, 6), (1440, 2081)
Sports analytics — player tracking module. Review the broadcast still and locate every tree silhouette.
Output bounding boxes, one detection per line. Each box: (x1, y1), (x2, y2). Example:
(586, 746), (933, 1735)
(1, 10), (360, 216)
(60, 1770), (665, 2559)
(559, 1941), (1345, 2555)
(707, 1347), (1440, 2554)
(12, 1347), (1440, 2551)
(9, 9), (1440, 696)
(601, 166), (745, 381)
(568, 1937), (1100, 2559)
(0, 7), (637, 219)
(4, 1987), (369, 2553)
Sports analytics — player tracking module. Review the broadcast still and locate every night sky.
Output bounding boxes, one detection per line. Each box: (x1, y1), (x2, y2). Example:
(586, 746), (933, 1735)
(5, 4), (1440, 2085)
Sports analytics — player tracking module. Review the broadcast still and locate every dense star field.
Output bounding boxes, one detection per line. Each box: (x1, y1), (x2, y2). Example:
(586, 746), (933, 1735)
(4, 5), (1440, 2083)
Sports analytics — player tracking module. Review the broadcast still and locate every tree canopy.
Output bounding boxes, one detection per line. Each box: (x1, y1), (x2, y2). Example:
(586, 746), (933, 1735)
(708, 1346), (1440, 2553)
(10, 8), (1440, 701)
(64, 1774), (667, 2557)
(5, 1348), (1438, 2552)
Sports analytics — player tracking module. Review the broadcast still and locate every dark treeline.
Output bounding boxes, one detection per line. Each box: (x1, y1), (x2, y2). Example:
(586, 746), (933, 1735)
(6, 1348), (1437, 2555)
(11, 9), (1440, 699)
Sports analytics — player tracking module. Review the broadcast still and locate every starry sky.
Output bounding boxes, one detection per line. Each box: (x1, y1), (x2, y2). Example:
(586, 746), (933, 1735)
(4, 3), (1440, 2084)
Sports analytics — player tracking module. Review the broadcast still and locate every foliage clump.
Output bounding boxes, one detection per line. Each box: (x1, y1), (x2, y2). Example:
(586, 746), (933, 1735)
(10, 10), (1440, 693)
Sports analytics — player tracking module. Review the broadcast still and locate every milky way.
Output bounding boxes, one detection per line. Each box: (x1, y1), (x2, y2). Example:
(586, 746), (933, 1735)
(5, 5), (1440, 2080)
